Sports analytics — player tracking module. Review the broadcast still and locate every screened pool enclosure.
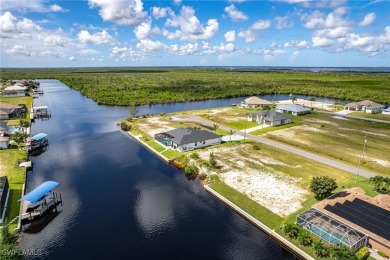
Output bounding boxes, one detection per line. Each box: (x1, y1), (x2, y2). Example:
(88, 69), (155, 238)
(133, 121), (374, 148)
(297, 208), (367, 252)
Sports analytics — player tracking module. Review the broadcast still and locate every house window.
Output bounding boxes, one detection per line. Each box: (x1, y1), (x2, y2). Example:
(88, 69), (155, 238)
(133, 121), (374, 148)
(195, 142), (197, 146)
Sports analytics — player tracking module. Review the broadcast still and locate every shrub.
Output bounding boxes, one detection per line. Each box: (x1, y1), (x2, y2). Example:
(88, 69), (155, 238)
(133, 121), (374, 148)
(310, 176), (338, 200)
(355, 247), (369, 260)
(297, 230), (313, 247)
(208, 174), (220, 182)
(190, 152), (199, 159)
(209, 152), (219, 169)
(378, 251), (388, 258)
(160, 112), (166, 116)
(312, 240), (330, 258)
(252, 144), (261, 150)
(120, 120), (132, 131)
(283, 223), (300, 239)
(184, 164), (199, 176)
(199, 173), (207, 180)
(330, 245), (356, 260)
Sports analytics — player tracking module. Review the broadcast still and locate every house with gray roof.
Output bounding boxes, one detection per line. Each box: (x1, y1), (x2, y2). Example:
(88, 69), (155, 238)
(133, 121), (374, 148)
(276, 104), (311, 115)
(1, 85), (27, 97)
(344, 100), (385, 114)
(155, 128), (222, 152)
(248, 110), (292, 126)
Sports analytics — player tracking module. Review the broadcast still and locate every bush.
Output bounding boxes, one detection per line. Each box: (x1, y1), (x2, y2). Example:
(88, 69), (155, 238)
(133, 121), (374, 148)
(190, 152), (199, 159)
(199, 173), (207, 180)
(310, 176), (338, 200)
(297, 230), (313, 247)
(209, 152), (219, 169)
(120, 120), (132, 131)
(355, 247), (369, 260)
(185, 164), (199, 175)
(378, 251), (388, 258)
(283, 223), (301, 239)
(252, 144), (261, 150)
(312, 240), (330, 258)
(331, 245), (356, 260)
(160, 112), (166, 116)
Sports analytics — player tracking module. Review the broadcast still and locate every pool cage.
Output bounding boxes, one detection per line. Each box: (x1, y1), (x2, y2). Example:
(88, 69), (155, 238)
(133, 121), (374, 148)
(297, 208), (367, 252)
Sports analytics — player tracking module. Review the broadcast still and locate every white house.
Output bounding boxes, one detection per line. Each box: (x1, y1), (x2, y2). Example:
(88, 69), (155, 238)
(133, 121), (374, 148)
(276, 104), (311, 115)
(248, 110), (292, 126)
(382, 108), (390, 115)
(0, 136), (10, 149)
(1, 85), (27, 97)
(241, 96), (273, 108)
(155, 128), (222, 152)
(344, 100), (385, 114)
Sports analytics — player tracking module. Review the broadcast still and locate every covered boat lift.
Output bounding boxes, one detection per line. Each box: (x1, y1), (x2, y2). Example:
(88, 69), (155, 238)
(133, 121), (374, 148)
(19, 181), (62, 226)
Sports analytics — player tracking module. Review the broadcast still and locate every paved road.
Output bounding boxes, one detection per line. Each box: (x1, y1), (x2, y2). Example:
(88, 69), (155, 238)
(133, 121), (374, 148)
(319, 110), (390, 124)
(181, 114), (377, 179)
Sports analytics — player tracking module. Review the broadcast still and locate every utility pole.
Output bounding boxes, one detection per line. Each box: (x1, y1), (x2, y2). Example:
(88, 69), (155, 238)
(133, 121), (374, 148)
(355, 134), (368, 183)
(244, 124), (246, 143)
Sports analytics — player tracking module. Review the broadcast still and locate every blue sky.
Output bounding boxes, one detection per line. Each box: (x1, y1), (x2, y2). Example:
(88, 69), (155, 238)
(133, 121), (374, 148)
(1, 0), (389, 67)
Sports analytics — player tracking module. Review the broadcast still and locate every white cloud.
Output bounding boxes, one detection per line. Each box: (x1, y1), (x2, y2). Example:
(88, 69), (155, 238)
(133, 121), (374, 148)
(69, 56), (76, 61)
(163, 6), (219, 41)
(49, 4), (69, 13)
(136, 39), (167, 52)
(224, 4), (248, 22)
(111, 46), (144, 60)
(251, 20), (271, 30)
(151, 7), (172, 19)
(274, 15), (294, 29)
(78, 30), (116, 45)
(38, 32), (69, 47)
(359, 13), (376, 27)
(314, 27), (350, 38)
(312, 36), (334, 47)
(173, 0), (182, 6)
(283, 40), (308, 49)
(238, 30), (256, 43)
(289, 50), (300, 61)
(274, 0), (346, 8)
(134, 21), (152, 40)
(6, 45), (33, 56)
(202, 42), (235, 54)
(88, 0), (147, 26)
(224, 30), (236, 42)
(0, 12), (42, 39)
(170, 43), (199, 55)
(1, 0), (48, 12)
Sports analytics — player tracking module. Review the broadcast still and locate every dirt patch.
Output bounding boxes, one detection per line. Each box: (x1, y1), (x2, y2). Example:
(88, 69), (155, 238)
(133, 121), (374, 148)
(223, 170), (308, 217)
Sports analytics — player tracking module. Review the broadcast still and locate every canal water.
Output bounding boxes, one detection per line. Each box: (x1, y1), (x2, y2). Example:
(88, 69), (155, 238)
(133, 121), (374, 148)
(20, 80), (340, 259)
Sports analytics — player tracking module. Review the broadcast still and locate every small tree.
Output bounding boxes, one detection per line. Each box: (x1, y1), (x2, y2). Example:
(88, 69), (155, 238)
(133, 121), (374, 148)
(355, 247), (369, 260)
(11, 132), (26, 148)
(128, 101), (139, 119)
(18, 119), (31, 134)
(213, 124), (219, 134)
(310, 176), (338, 200)
(312, 240), (329, 258)
(283, 223), (300, 239)
(309, 97), (316, 109)
(298, 230), (313, 246)
(209, 152), (218, 169)
(292, 96), (297, 104)
(229, 129), (236, 142)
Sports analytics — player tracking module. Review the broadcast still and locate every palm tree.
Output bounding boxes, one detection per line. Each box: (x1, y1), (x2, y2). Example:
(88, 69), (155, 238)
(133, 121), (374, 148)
(313, 240), (329, 257)
(213, 124), (219, 134)
(309, 97), (316, 109)
(128, 101), (138, 120)
(298, 231), (312, 246)
(18, 119), (31, 134)
(11, 132), (26, 148)
(291, 96), (297, 104)
(229, 129), (236, 142)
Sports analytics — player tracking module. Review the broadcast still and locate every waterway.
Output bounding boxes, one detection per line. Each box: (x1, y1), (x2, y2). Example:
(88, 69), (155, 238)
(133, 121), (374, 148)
(20, 80), (342, 259)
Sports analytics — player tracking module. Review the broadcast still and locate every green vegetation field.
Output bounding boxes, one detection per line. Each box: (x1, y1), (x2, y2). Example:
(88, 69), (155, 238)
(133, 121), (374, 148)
(1, 68), (390, 106)
(262, 113), (390, 175)
(348, 111), (390, 121)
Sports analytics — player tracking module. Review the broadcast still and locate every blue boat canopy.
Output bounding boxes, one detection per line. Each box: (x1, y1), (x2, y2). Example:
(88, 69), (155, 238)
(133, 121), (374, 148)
(32, 133), (48, 141)
(19, 181), (58, 202)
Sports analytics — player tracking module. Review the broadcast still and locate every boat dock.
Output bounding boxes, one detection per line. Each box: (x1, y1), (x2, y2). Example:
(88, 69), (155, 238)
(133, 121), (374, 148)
(20, 192), (62, 225)
(31, 106), (51, 121)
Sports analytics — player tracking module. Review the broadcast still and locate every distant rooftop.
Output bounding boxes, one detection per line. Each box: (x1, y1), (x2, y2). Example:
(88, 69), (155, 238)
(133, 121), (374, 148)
(276, 104), (311, 113)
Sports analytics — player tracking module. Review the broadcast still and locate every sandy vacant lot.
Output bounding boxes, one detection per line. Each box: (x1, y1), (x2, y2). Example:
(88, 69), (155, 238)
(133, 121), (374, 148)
(193, 145), (308, 217)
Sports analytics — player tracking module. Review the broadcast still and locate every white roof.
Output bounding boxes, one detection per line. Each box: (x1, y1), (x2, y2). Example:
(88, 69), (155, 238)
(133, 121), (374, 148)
(33, 106), (48, 110)
(276, 104), (311, 112)
(4, 85), (27, 91)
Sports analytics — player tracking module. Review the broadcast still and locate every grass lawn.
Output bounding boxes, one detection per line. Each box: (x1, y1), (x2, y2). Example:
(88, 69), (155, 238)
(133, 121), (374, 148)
(263, 113), (390, 175)
(224, 120), (259, 130)
(348, 111), (390, 121)
(250, 121), (303, 135)
(161, 149), (183, 159)
(0, 95), (32, 108)
(0, 147), (27, 232)
(140, 137), (166, 153)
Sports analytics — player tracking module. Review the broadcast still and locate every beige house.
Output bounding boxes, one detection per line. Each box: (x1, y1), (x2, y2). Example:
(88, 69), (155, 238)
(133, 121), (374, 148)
(242, 96), (272, 108)
(344, 100), (385, 113)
